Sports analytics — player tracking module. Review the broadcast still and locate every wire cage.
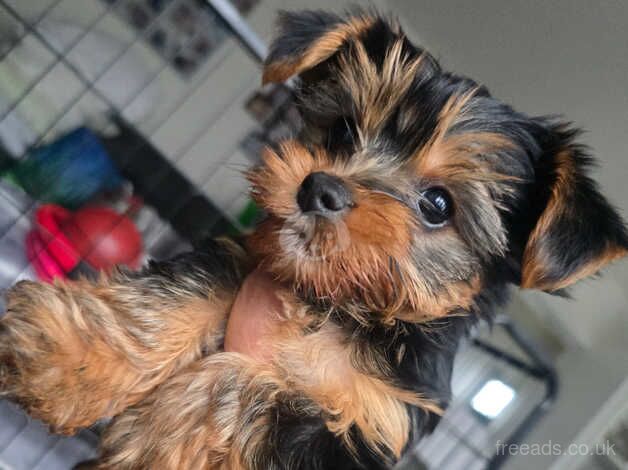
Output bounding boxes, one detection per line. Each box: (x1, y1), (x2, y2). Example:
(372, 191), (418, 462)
(0, 1), (557, 469)
(0, 1), (264, 468)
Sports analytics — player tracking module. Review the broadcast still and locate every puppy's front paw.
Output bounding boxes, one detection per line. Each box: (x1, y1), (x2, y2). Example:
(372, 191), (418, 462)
(0, 280), (89, 434)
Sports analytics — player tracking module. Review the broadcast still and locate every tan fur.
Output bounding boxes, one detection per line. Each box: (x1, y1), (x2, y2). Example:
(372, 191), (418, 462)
(90, 307), (441, 470)
(415, 89), (515, 185)
(247, 140), (485, 323)
(95, 353), (279, 470)
(5, 10), (624, 470)
(337, 39), (425, 139)
(277, 323), (441, 459)
(523, 244), (627, 291)
(521, 151), (628, 290)
(263, 15), (376, 84)
(391, 266), (482, 322)
(0, 275), (231, 434)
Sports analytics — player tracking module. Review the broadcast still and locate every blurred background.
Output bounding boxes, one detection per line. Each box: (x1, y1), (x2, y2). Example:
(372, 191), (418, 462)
(0, 1), (625, 469)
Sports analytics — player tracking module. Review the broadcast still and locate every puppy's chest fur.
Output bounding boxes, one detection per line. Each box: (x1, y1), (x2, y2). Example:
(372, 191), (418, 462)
(226, 284), (459, 457)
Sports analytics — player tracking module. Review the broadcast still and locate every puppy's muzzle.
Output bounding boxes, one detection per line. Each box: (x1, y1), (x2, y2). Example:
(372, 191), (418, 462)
(297, 172), (353, 215)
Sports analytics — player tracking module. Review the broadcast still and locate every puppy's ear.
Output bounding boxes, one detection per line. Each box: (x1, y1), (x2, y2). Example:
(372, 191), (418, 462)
(262, 10), (376, 84)
(521, 123), (628, 292)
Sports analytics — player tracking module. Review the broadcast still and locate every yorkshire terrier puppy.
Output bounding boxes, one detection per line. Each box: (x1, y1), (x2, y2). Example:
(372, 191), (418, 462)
(1, 10), (627, 470)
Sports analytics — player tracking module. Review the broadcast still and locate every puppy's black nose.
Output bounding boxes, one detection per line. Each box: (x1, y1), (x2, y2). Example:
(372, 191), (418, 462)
(297, 172), (352, 214)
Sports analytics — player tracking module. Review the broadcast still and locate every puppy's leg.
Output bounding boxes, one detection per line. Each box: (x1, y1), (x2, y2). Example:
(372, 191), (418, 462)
(93, 353), (280, 470)
(87, 325), (430, 470)
(0, 239), (247, 434)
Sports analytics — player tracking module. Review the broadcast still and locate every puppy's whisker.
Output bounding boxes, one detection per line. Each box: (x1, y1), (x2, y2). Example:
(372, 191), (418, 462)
(4, 9), (624, 470)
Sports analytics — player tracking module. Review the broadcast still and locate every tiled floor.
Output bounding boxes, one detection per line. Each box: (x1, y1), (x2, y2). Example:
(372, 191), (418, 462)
(0, 402), (97, 470)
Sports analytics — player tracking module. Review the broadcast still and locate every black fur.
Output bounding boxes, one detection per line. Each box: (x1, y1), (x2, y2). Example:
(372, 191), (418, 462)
(253, 10), (628, 469)
(265, 10), (343, 69)
(6, 10), (625, 470)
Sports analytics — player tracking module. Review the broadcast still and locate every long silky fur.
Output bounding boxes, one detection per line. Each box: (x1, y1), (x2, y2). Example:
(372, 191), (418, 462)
(1, 9), (627, 470)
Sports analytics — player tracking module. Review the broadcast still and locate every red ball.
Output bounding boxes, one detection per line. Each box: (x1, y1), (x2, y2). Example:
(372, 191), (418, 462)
(61, 206), (142, 270)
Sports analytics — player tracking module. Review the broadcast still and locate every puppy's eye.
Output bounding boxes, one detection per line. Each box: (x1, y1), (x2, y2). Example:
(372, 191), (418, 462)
(419, 187), (454, 227)
(327, 116), (355, 150)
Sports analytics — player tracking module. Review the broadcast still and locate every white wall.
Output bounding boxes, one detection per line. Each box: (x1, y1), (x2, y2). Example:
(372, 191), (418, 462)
(0, 0), (384, 226)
